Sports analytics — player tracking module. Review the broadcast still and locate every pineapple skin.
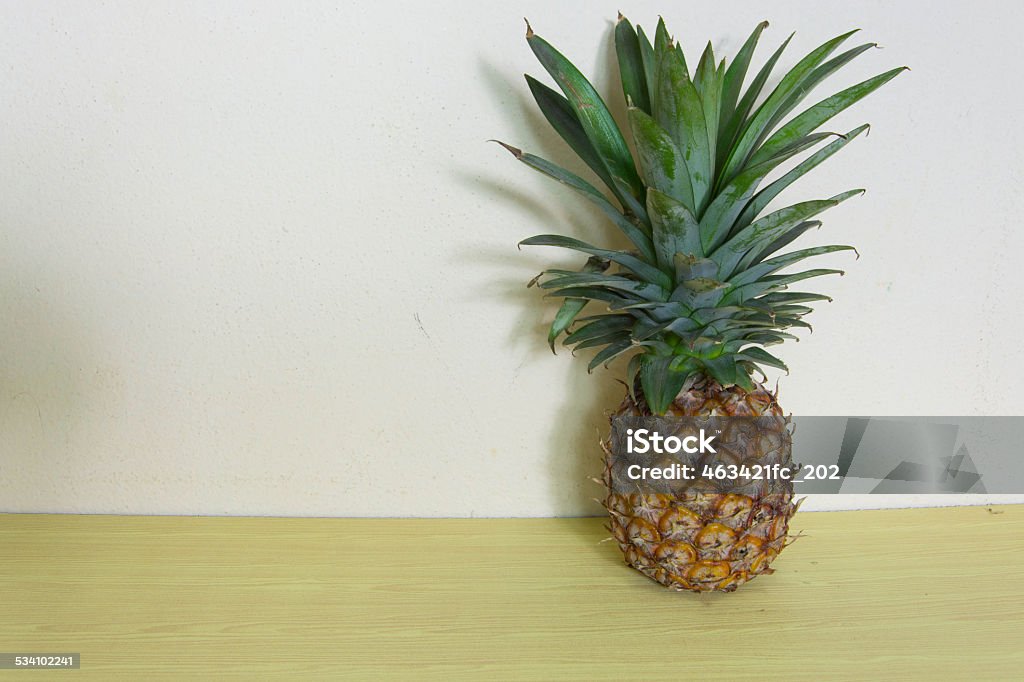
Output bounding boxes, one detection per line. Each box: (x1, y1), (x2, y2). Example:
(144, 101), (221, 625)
(602, 378), (797, 592)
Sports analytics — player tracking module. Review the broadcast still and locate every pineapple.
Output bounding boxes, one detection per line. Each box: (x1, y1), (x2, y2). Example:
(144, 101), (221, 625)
(497, 15), (905, 592)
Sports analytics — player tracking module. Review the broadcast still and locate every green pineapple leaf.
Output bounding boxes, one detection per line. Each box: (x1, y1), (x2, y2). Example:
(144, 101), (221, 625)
(526, 24), (645, 211)
(587, 340), (635, 372)
(700, 132), (840, 253)
(628, 107), (695, 212)
(721, 30), (858, 183)
(547, 299), (588, 353)
(522, 234), (671, 289)
(719, 32), (793, 167)
(749, 67), (908, 168)
(635, 25), (657, 110)
(735, 124), (870, 232)
(545, 256), (610, 352)
(647, 188), (703, 268)
(544, 286), (637, 305)
(524, 76), (617, 194)
(754, 42), (878, 151)
(564, 315), (636, 345)
(693, 41), (715, 93)
(655, 44), (713, 213)
(494, 142), (656, 262)
(718, 20), (770, 157)
(702, 355), (755, 391)
(502, 15), (903, 408)
(736, 346), (789, 372)
(712, 198), (843, 279)
(758, 291), (833, 305)
(748, 221), (822, 264)
(730, 244), (858, 288)
(614, 14), (651, 114)
(538, 272), (668, 301)
(640, 354), (690, 414)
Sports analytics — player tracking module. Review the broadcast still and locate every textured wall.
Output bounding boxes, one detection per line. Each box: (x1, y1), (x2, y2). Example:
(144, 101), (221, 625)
(2, 0), (1022, 516)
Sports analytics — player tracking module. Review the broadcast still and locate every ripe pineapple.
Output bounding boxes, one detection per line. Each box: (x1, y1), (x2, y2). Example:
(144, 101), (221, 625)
(497, 16), (904, 591)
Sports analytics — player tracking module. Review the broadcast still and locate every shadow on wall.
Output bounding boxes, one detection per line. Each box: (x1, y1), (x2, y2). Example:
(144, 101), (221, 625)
(0, 244), (93, 513)
(458, 21), (640, 524)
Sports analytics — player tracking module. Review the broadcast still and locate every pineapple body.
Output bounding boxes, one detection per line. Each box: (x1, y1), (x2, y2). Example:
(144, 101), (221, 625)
(603, 378), (797, 592)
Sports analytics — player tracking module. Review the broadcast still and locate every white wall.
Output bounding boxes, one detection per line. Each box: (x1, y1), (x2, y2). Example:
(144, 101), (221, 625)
(1, 0), (1022, 516)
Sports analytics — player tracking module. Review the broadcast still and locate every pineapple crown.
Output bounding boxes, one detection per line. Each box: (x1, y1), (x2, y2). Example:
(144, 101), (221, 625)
(498, 15), (906, 414)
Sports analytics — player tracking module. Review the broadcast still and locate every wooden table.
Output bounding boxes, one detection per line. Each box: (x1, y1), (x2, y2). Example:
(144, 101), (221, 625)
(1, 506), (1021, 680)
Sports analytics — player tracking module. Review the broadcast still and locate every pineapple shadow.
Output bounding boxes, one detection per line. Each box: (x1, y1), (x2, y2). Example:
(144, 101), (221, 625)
(447, 190), (627, 565)
(548, 343), (627, 520)
(550, 359), (630, 562)
(472, 28), (635, 565)
(450, 230), (624, 569)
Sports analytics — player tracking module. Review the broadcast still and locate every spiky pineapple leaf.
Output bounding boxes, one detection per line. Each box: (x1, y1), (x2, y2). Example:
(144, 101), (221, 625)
(735, 124), (869, 232)
(588, 340), (635, 372)
(526, 26), (645, 207)
(737, 346), (788, 371)
(712, 198), (839, 279)
(693, 41), (715, 93)
(523, 234), (671, 289)
(719, 32), (794, 169)
(538, 271), (668, 300)
(767, 269), (845, 287)
(524, 76), (617, 193)
(494, 143), (656, 262)
(631, 317), (677, 341)
(544, 286), (636, 305)
(749, 221), (822, 264)
(718, 20), (770, 159)
(653, 18), (675, 80)
(691, 305), (760, 325)
(573, 330), (633, 351)
(730, 244), (858, 288)
(721, 30), (857, 183)
(615, 15), (651, 114)
(700, 132), (839, 253)
(671, 277), (729, 310)
(715, 189), (861, 278)
(548, 298), (588, 353)
(750, 67), (908, 167)
(772, 304), (815, 316)
(757, 291), (832, 305)
(647, 188), (703, 269)
(674, 253), (718, 280)
(655, 47), (713, 213)
(755, 42), (878, 149)
(635, 25), (657, 110)
(640, 354), (689, 413)
(702, 355), (755, 390)
(608, 299), (692, 317)
(742, 330), (800, 345)
(723, 268), (845, 304)
(696, 45), (724, 183)
(545, 256), (609, 352)
(628, 107), (695, 212)
(565, 315), (637, 345)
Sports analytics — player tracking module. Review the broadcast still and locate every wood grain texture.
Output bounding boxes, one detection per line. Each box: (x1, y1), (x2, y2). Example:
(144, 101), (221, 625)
(1, 506), (1022, 680)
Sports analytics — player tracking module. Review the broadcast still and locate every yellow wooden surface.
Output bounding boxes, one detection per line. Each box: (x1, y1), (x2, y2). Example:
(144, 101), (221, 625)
(1, 506), (1022, 680)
